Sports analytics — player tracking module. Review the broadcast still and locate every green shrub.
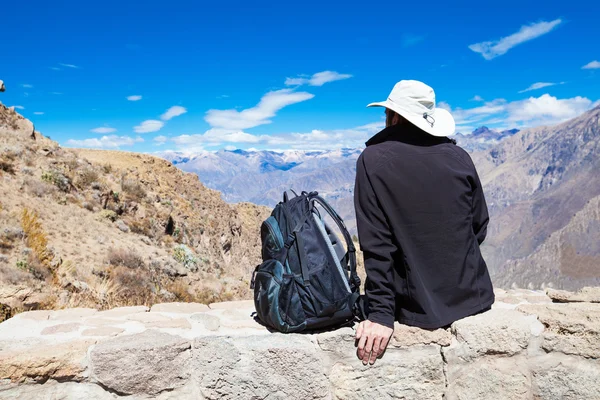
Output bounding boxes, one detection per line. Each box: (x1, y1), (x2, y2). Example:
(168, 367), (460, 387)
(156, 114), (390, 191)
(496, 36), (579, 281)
(41, 170), (71, 192)
(173, 244), (198, 272)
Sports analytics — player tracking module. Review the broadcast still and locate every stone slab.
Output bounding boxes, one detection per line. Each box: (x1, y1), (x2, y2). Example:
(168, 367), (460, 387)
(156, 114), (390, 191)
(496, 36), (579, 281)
(82, 327), (125, 337)
(90, 330), (191, 395)
(41, 323), (82, 335)
(150, 303), (209, 314)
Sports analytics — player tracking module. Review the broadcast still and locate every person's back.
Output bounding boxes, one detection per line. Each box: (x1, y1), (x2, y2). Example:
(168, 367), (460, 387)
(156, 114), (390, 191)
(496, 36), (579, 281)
(354, 80), (494, 365)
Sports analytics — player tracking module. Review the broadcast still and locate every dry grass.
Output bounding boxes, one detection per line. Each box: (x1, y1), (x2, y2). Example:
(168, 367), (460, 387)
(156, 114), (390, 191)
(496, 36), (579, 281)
(111, 266), (157, 305)
(128, 218), (154, 238)
(24, 178), (57, 197)
(121, 177), (146, 201)
(107, 247), (146, 269)
(21, 208), (53, 270)
(76, 167), (99, 189)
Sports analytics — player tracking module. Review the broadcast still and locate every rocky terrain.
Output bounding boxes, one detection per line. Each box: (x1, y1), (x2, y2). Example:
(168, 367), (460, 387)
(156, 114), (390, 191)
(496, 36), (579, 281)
(473, 105), (600, 290)
(1, 287), (599, 399)
(0, 104), (270, 320)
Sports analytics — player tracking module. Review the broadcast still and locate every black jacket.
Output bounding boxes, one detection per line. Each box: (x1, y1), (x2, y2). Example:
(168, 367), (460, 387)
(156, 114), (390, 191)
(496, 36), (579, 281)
(354, 123), (494, 329)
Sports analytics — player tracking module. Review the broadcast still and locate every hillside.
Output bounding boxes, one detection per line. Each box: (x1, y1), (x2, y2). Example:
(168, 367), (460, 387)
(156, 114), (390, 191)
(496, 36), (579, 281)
(473, 104), (600, 289)
(0, 105), (270, 319)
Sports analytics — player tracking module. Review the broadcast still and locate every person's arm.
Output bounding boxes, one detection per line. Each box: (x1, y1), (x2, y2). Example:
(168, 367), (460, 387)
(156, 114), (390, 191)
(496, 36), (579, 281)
(354, 152), (396, 364)
(471, 167), (489, 245)
(354, 153), (397, 328)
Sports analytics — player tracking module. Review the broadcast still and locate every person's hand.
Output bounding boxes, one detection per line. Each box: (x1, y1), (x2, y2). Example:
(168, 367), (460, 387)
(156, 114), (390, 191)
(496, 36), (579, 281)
(355, 320), (393, 365)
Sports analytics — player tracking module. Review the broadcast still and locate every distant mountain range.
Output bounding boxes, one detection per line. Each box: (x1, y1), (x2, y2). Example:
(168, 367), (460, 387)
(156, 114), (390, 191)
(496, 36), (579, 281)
(453, 126), (520, 152)
(158, 112), (600, 290)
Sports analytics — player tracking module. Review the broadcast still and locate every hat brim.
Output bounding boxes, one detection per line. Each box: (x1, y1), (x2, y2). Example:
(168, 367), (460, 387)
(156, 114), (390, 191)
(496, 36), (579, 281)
(367, 101), (455, 137)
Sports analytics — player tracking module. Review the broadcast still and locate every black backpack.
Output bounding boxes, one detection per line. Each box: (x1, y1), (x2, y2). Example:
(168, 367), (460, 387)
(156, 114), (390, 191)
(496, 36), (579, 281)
(251, 190), (363, 333)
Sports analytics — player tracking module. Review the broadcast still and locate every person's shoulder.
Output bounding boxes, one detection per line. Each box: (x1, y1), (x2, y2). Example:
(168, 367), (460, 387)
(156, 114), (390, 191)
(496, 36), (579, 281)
(444, 142), (475, 168)
(357, 143), (393, 170)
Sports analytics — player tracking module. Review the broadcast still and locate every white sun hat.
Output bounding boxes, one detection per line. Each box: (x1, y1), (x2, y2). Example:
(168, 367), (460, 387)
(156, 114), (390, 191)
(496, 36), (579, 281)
(367, 80), (455, 137)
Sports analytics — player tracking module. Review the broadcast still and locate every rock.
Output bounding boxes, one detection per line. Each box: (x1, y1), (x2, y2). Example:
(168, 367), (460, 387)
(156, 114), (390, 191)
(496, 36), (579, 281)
(115, 219), (129, 233)
(532, 354), (600, 399)
(63, 280), (91, 293)
(127, 313), (172, 323)
(194, 335), (330, 400)
(546, 287), (600, 303)
(391, 323), (452, 347)
(0, 285), (37, 308)
(82, 327), (124, 337)
(209, 300), (254, 310)
(96, 306), (149, 318)
(50, 308), (97, 321)
(0, 381), (115, 400)
(445, 308), (543, 361)
(445, 357), (531, 400)
(159, 288), (176, 301)
(90, 330), (191, 395)
(151, 258), (188, 278)
(83, 318), (123, 327)
(329, 345), (445, 400)
(150, 302), (209, 314)
(518, 303), (600, 358)
(41, 323), (81, 335)
(190, 313), (220, 331)
(14, 310), (51, 321)
(0, 340), (93, 383)
(145, 318), (191, 329)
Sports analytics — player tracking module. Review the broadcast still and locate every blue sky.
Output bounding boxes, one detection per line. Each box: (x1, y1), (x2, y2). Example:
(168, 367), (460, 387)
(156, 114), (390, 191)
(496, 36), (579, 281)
(1, 0), (599, 152)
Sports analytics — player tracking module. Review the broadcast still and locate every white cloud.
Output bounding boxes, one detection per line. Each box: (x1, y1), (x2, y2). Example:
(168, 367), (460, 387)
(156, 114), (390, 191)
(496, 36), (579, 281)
(582, 60), (600, 70)
(444, 93), (596, 133)
(507, 94), (593, 125)
(134, 120), (164, 133)
(161, 106), (187, 121)
(50, 67), (61, 71)
(153, 135), (168, 143)
(127, 95), (142, 101)
(518, 82), (558, 93)
(471, 95), (484, 102)
(59, 63), (79, 69)
(205, 89), (314, 130)
(66, 135), (143, 149)
(21, 84), (33, 88)
(469, 19), (562, 60)
(167, 121), (384, 151)
(285, 71), (353, 87)
(12, 105), (25, 110)
(91, 127), (117, 134)
(51, 92), (63, 95)
(285, 77), (310, 86)
(33, 112), (44, 115)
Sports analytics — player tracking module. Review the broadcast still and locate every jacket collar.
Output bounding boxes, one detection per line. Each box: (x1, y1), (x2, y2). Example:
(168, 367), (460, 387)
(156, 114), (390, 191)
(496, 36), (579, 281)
(366, 123), (452, 147)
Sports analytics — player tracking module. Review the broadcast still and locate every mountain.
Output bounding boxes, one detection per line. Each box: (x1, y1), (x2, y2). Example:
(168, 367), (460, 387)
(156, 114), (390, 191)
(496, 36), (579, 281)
(472, 105), (600, 290)
(157, 126), (517, 234)
(0, 105), (269, 318)
(158, 148), (362, 206)
(452, 126), (520, 152)
(161, 112), (600, 290)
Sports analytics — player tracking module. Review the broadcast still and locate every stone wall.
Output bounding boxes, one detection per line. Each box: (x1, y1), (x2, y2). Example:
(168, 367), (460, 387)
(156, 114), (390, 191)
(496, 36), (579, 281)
(0, 288), (599, 399)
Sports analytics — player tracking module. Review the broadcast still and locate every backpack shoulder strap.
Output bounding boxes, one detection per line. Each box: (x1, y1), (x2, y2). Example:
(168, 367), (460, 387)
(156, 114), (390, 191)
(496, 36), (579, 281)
(309, 194), (361, 292)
